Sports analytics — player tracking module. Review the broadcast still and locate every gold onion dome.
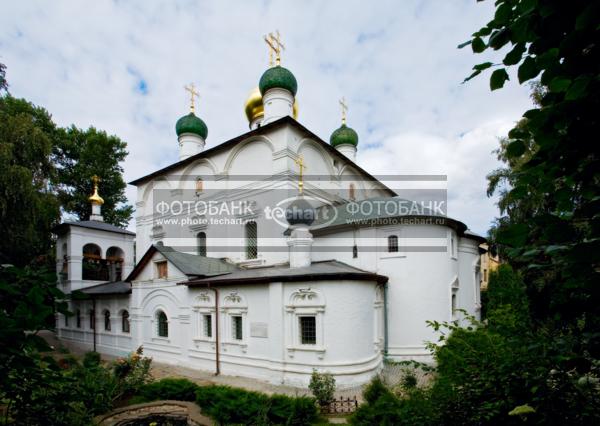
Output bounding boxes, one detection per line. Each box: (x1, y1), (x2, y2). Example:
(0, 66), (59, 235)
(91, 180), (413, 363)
(88, 186), (104, 206)
(244, 86), (298, 123)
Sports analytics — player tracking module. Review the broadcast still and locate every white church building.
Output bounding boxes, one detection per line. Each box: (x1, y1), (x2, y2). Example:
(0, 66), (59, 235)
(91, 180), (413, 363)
(55, 42), (484, 387)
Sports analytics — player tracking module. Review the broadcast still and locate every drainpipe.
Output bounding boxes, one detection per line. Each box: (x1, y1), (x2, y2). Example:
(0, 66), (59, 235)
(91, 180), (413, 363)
(383, 282), (389, 357)
(92, 297), (97, 352)
(208, 285), (220, 376)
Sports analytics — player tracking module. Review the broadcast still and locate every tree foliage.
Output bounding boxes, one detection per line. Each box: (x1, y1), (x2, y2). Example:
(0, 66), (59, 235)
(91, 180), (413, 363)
(0, 96), (61, 266)
(462, 0), (600, 331)
(53, 126), (133, 227)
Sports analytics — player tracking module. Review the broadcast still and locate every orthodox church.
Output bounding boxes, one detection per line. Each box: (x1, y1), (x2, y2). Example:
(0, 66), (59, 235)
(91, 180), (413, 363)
(55, 35), (484, 387)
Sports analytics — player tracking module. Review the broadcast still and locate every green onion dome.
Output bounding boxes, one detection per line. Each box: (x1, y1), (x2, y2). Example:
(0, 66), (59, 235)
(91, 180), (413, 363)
(259, 66), (298, 96)
(330, 124), (359, 147)
(175, 113), (208, 139)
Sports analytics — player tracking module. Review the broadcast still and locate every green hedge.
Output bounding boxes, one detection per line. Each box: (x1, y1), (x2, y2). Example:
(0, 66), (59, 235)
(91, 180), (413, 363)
(132, 378), (199, 403)
(196, 385), (320, 425)
(130, 379), (321, 425)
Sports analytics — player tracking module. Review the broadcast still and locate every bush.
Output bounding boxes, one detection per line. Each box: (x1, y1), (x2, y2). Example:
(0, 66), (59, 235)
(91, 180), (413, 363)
(308, 369), (336, 407)
(134, 378), (199, 403)
(82, 351), (101, 368)
(195, 385), (319, 426)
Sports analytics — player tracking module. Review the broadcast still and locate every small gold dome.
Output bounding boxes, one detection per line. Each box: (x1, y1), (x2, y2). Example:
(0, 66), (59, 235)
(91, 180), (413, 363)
(88, 187), (104, 205)
(244, 86), (298, 124)
(244, 87), (264, 123)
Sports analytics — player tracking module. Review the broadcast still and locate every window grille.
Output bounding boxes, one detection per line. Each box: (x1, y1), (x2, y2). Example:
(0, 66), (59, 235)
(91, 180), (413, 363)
(388, 235), (398, 253)
(232, 315), (243, 340)
(300, 316), (316, 345)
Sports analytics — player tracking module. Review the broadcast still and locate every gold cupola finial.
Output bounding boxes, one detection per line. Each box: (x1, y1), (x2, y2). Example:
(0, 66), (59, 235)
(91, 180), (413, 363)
(294, 155), (307, 195)
(88, 175), (104, 205)
(184, 82), (200, 114)
(339, 97), (348, 125)
(264, 31), (285, 67)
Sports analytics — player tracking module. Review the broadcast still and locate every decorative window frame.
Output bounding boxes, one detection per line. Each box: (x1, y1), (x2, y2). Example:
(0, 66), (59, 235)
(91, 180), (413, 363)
(285, 288), (326, 359)
(192, 292), (216, 343)
(220, 291), (248, 353)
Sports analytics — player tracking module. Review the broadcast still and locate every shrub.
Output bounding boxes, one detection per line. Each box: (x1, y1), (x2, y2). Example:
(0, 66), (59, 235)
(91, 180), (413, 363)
(195, 385), (319, 426)
(308, 369), (336, 407)
(135, 378), (199, 403)
(82, 351), (101, 368)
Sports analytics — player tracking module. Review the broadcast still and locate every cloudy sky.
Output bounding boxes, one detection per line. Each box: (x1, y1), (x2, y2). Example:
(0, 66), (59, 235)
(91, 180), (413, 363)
(1, 0), (532, 235)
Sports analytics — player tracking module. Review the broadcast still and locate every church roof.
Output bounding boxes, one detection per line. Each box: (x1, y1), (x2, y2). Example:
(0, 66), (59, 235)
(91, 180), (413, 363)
(182, 259), (388, 287)
(53, 220), (135, 236)
(75, 280), (131, 296)
(310, 196), (486, 243)
(127, 243), (236, 281)
(128, 116), (395, 197)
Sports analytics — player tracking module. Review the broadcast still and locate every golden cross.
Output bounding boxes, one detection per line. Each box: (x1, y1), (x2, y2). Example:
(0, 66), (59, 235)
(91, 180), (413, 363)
(264, 31), (285, 66)
(339, 97), (348, 125)
(91, 175), (101, 188)
(294, 155), (307, 195)
(184, 83), (200, 113)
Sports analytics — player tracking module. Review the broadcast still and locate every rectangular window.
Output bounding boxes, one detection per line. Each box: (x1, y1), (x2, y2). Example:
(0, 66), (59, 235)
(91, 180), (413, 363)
(232, 315), (243, 340)
(203, 314), (212, 338)
(299, 316), (316, 345)
(156, 261), (168, 279)
(64, 314), (69, 327)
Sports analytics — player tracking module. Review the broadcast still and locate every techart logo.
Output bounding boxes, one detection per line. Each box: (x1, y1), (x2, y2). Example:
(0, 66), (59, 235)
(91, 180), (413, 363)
(264, 195), (338, 229)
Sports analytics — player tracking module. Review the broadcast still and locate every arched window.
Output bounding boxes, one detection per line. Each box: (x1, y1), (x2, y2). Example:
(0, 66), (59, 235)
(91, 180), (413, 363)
(89, 309), (95, 329)
(82, 243), (108, 281)
(106, 246), (125, 281)
(76, 309), (81, 328)
(197, 232), (207, 257)
(195, 177), (204, 195)
(388, 235), (399, 253)
(349, 183), (356, 200)
(121, 310), (130, 333)
(157, 310), (168, 337)
(245, 221), (257, 260)
(103, 310), (111, 331)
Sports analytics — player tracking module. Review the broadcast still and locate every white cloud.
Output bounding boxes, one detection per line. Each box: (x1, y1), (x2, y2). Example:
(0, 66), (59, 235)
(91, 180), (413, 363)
(0, 0), (531, 234)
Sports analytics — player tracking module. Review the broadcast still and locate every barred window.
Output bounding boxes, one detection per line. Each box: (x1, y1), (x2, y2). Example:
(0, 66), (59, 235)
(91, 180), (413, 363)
(203, 314), (212, 338)
(104, 310), (111, 331)
(122, 310), (130, 333)
(299, 316), (316, 345)
(197, 232), (207, 257)
(157, 310), (168, 337)
(245, 221), (257, 260)
(89, 309), (95, 330)
(76, 309), (81, 328)
(232, 315), (243, 340)
(388, 235), (398, 253)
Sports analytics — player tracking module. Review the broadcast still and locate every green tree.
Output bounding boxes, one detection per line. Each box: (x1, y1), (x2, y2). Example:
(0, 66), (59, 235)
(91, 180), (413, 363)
(0, 95), (61, 266)
(0, 62), (8, 93)
(53, 126), (133, 227)
(461, 0), (600, 331)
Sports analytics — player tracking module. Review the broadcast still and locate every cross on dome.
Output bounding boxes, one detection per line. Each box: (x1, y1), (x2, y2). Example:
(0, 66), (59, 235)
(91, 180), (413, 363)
(184, 83), (200, 113)
(264, 31), (285, 66)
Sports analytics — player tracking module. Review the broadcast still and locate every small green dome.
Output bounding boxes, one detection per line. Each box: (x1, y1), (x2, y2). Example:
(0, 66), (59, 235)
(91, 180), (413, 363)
(330, 124), (359, 147)
(175, 113), (208, 139)
(259, 66), (298, 96)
